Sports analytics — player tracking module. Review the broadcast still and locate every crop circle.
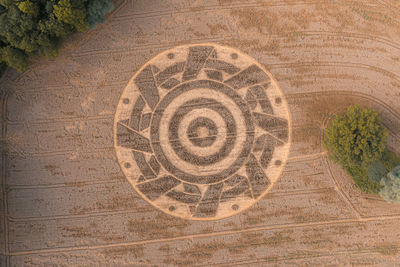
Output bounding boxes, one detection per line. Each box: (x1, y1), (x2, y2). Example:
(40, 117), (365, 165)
(114, 44), (291, 220)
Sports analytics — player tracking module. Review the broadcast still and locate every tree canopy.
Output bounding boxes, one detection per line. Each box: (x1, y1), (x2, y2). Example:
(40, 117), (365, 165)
(325, 105), (388, 168)
(0, 0), (114, 75)
(324, 105), (391, 193)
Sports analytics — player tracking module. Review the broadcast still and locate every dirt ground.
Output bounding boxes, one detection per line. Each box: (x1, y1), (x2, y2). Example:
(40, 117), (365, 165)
(1, 0), (400, 266)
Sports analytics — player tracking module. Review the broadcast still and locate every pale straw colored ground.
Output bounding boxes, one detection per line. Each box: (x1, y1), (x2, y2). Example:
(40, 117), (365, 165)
(1, 0), (400, 265)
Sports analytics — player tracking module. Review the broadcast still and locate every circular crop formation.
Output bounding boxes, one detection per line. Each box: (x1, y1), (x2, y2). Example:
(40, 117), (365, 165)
(114, 44), (291, 220)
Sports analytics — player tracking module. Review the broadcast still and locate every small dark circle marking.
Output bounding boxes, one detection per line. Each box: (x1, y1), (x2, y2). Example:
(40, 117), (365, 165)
(169, 206), (176, 211)
(275, 160), (282, 166)
(167, 53), (174, 59)
(124, 162), (131, 168)
(123, 98), (130, 104)
(232, 204), (239, 210)
(275, 97), (282, 104)
(187, 117), (218, 147)
(231, 53), (238, 59)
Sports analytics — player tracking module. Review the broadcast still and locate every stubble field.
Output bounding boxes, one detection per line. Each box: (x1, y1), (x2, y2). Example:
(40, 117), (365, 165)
(1, 0), (400, 265)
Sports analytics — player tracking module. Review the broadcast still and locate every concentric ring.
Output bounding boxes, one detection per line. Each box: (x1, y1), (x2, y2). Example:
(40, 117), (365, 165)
(169, 98), (236, 166)
(113, 43), (291, 220)
(179, 108), (227, 157)
(186, 117), (218, 147)
(150, 79), (254, 184)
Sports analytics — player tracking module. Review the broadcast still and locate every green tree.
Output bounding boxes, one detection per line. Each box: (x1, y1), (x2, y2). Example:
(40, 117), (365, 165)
(379, 166), (400, 203)
(38, 13), (73, 38)
(0, 0), (114, 74)
(0, 0), (14, 8)
(324, 105), (389, 193)
(0, 46), (29, 72)
(53, 0), (89, 32)
(18, 0), (39, 17)
(87, 0), (114, 28)
(325, 105), (388, 168)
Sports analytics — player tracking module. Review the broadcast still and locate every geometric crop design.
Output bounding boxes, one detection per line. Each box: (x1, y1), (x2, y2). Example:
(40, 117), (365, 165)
(113, 44), (291, 220)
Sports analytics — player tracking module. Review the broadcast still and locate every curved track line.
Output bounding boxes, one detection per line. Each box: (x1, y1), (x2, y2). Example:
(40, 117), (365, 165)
(209, 248), (397, 266)
(7, 215), (400, 256)
(377, 0), (400, 13)
(282, 30), (400, 51)
(7, 179), (125, 190)
(285, 89), (400, 218)
(7, 115), (113, 125)
(1, 90), (10, 266)
(7, 188), (334, 222)
(8, 60), (400, 124)
(286, 89), (400, 139)
(325, 157), (400, 218)
(112, 0), (323, 21)
(7, 0), (398, 83)
(323, 155), (362, 219)
(70, 27), (400, 58)
(11, 30), (400, 93)
(7, 208), (153, 223)
(7, 91), (400, 190)
(287, 151), (327, 161)
(7, 146), (114, 158)
(7, 152), (328, 190)
(70, 36), (230, 57)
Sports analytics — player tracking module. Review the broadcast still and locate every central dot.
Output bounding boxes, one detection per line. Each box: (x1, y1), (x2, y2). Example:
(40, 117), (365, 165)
(186, 117), (218, 148)
(196, 126), (210, 138)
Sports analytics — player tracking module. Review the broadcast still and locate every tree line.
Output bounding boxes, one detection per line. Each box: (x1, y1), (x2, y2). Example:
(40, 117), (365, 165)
(0, 0), (114, 75)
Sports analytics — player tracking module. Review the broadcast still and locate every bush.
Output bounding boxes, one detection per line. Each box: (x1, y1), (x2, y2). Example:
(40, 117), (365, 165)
(379, 166), (400, 203)
(0, 46), (29, 73)
(325, 105), (388, 168)
(87, 0), (114, 29)
(324, 105), (389, 194)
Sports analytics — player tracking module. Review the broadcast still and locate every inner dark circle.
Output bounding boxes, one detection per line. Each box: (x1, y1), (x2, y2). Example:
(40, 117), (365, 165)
(150, 79), (255, 184)
(187, 117), (218, 147)
(169, 98), (236, 166)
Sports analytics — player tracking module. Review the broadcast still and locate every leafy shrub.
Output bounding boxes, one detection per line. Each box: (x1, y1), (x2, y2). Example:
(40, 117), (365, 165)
(325, 105), (388, 168)
(324, 105), (390, 194)
(379, 166), (400, 203)
(87, 0), (114, 29)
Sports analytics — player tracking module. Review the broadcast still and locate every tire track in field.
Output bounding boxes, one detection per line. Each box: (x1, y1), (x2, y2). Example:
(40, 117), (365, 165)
(6, 214), (400, 256)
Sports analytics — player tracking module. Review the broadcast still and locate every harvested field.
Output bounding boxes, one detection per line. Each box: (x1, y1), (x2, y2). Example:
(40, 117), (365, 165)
(1, 0), (400, 265)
